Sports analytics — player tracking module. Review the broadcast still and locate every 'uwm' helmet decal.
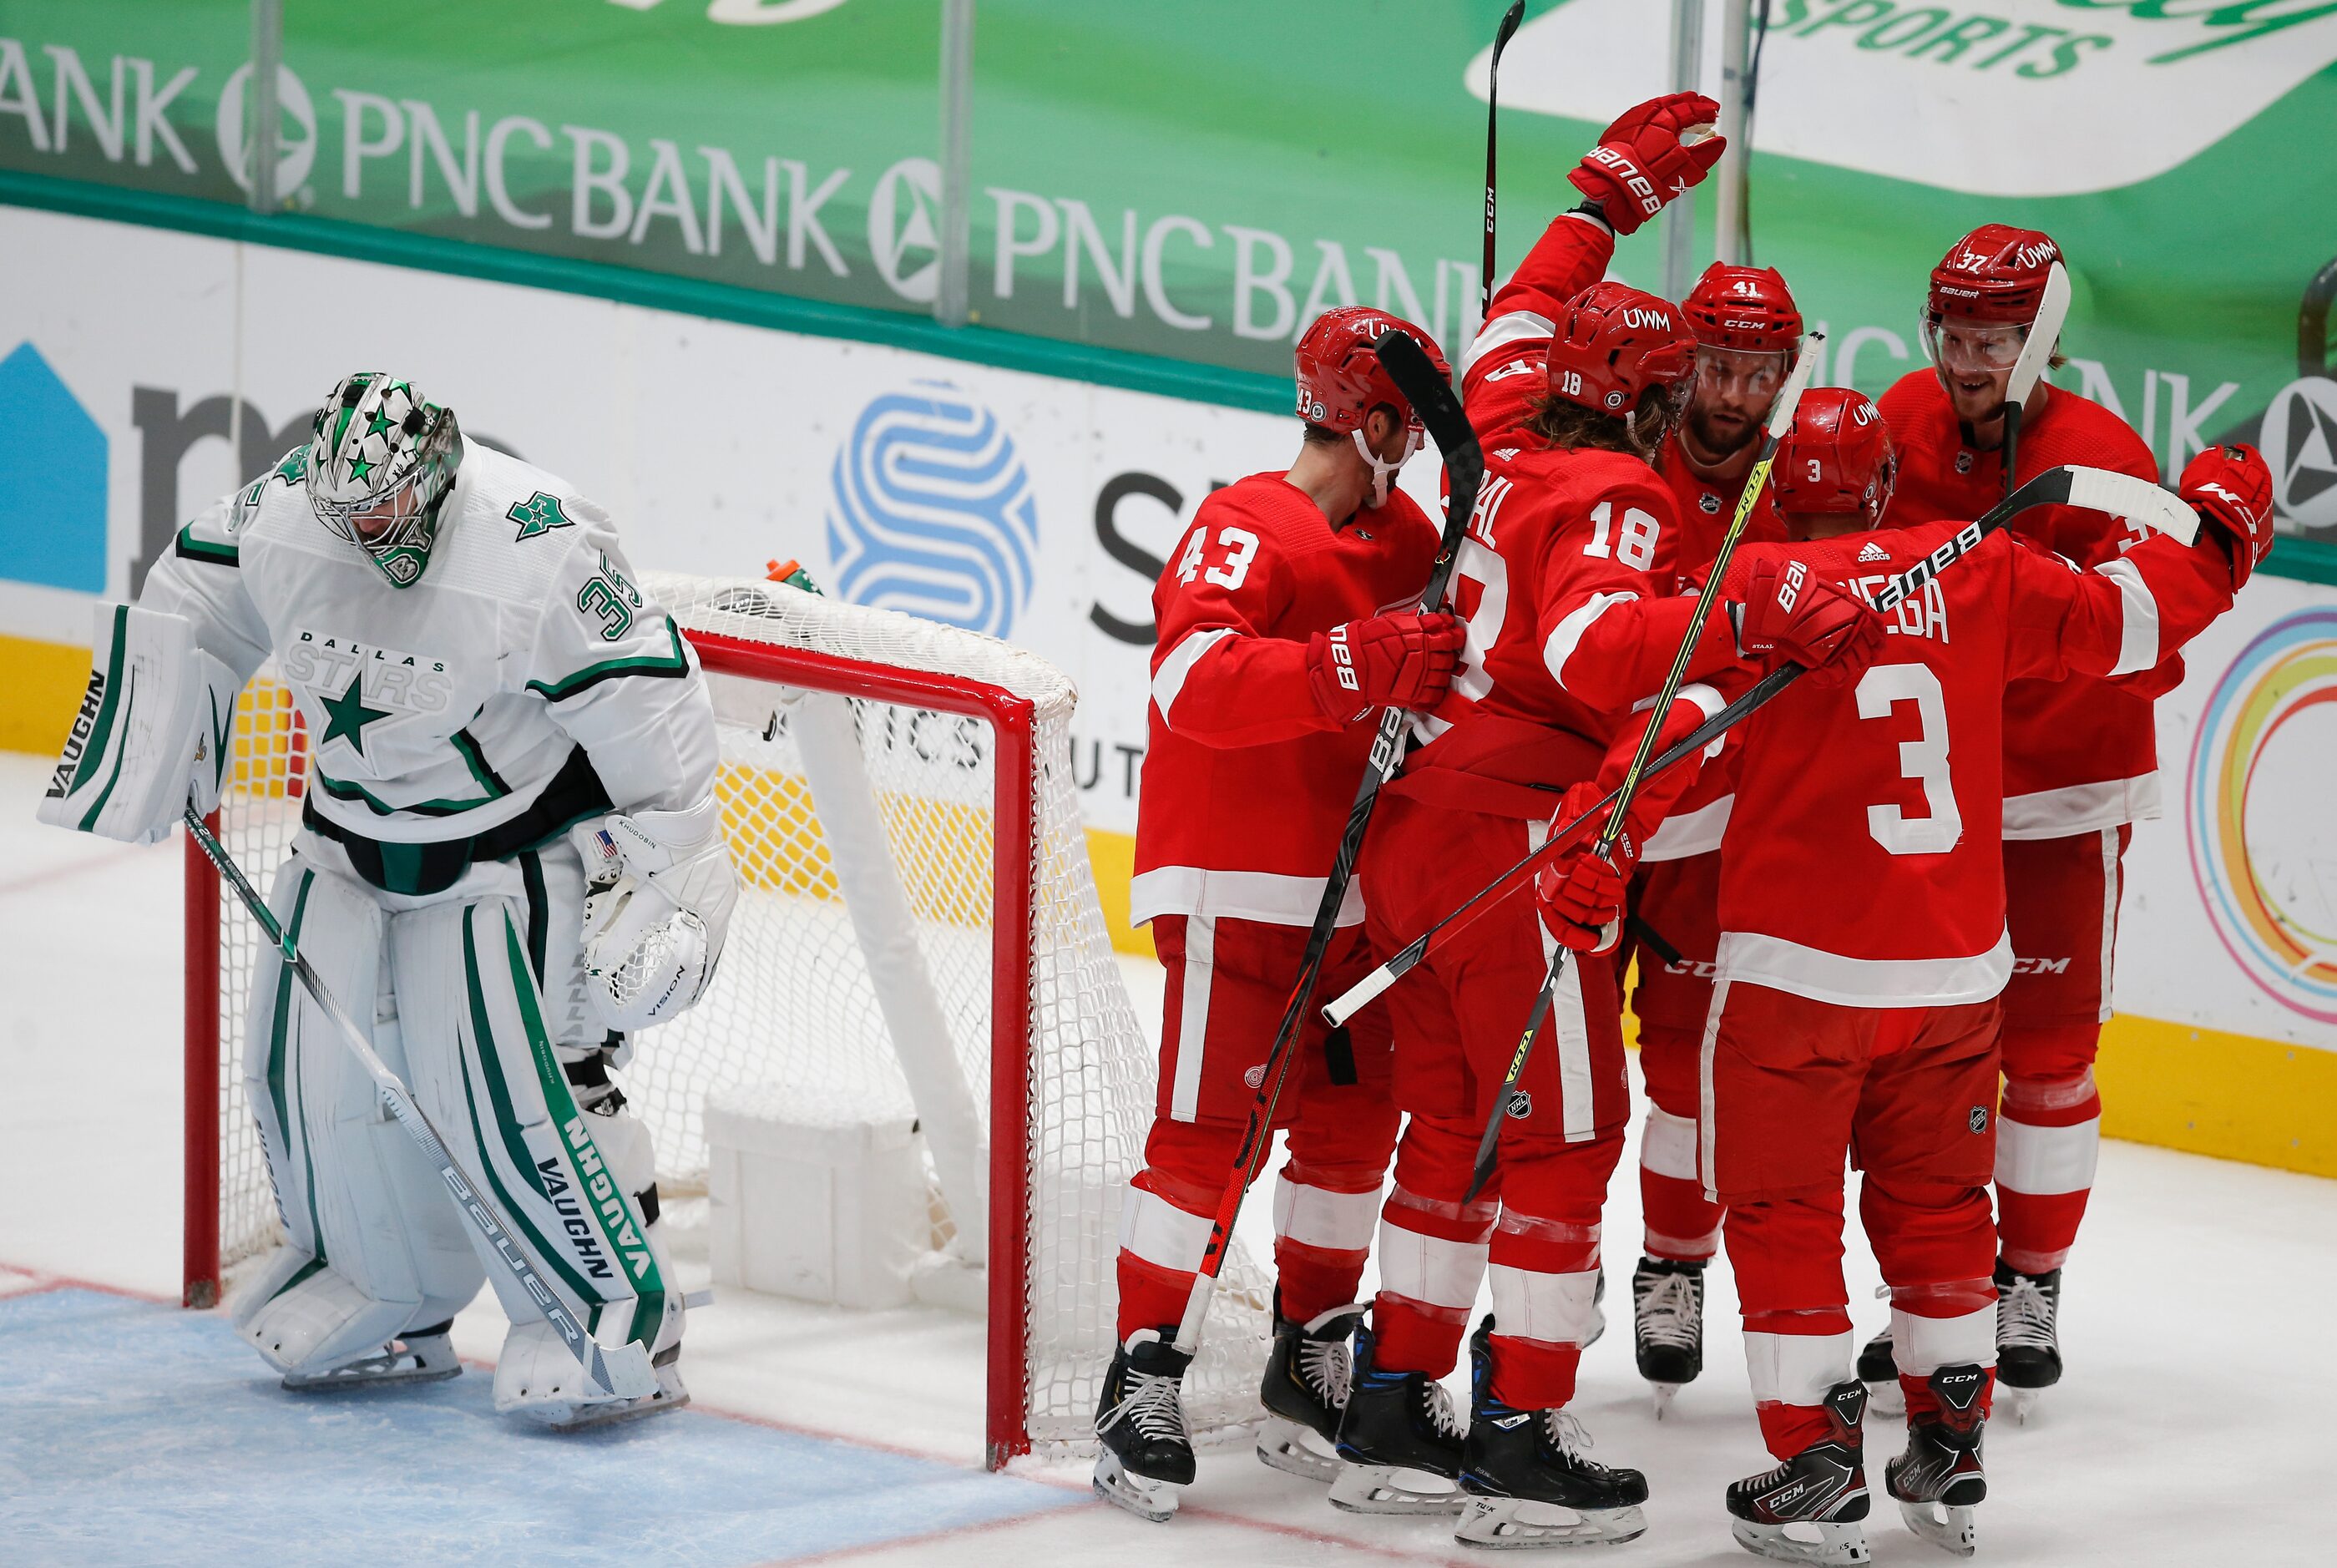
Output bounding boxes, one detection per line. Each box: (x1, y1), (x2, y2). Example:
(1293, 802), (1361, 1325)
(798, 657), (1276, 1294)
(1928, 225), (2061, 324)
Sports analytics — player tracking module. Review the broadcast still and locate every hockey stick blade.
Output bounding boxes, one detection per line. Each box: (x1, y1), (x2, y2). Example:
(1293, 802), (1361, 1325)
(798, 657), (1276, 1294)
(2068, 466), (2197, 544)
(1168, 333), (1481, 1355)
(1998, 259), (2070, 503)
(184, 808), (657, 1401)
(1328, 462), (2151, 1034)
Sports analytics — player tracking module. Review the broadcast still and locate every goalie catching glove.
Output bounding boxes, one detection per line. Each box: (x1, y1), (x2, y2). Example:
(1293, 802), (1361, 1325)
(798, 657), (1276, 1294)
(38, 603), (240, 845)
(571, 794), (740, 1032)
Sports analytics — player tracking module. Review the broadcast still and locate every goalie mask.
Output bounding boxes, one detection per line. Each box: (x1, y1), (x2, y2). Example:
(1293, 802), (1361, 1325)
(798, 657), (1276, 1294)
(307, 372), (464, 588)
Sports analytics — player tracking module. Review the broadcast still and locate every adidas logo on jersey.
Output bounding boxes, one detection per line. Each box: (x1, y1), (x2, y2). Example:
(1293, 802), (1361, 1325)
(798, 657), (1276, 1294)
(1858, 541), (1889, 563)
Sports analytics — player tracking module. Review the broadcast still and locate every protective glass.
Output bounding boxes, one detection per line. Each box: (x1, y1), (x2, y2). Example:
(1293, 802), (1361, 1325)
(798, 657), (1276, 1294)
(1922, 312), (2027, 373)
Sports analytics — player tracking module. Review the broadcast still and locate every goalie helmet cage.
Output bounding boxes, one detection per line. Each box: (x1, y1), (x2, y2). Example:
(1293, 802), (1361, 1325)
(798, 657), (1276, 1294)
(180, 573), (1274, 1468)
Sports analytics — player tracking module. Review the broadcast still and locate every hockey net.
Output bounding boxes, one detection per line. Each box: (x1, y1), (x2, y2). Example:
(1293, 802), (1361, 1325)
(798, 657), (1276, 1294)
(185, 574), (1272, 1463)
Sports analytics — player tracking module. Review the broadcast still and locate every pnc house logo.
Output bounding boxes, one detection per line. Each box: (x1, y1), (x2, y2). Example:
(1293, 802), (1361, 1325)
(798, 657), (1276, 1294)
(2258, 377), (2337, 531)
(826, 380), (1039, 639)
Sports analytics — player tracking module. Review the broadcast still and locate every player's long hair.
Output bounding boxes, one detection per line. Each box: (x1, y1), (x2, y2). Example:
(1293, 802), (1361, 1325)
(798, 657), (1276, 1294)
(1525, 386), (1681, 459)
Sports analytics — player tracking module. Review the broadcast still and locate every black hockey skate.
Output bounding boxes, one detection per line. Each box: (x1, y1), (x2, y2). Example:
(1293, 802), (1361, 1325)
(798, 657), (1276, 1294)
(1726, 1380), (1871, 1566)
(1257, 1299), (1364, 1484)
(281, 1319), (461, 1392)
(1454, 1317), (1647, 1549)
(1328, 1320), (1468, 1515)
(1994, 1260), (2061, 1422)
(1885, 1363), (1987, 1557)
(1856, 1323), (1901, 1417)
(1092, 1328), (1196, 1522)
(1631, 1257), (1703, 1417)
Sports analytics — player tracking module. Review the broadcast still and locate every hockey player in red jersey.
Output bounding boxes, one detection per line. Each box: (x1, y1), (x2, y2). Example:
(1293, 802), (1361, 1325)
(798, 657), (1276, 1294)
(1326, 96), (1884, 1549)
(1092, 305), (1466, 1521)
(1625, 391), (2274, 1562)
(1873, 225), (2168, 1409)
(1621, 263), (1804, 1413)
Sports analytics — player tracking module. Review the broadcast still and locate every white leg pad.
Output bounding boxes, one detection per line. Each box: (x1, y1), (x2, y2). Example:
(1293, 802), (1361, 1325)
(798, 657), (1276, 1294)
(1640, 1106), (1701, 1181)
(389, 890), (682, 1373)
(1994, 1115), (2102, 1196)
(1488, 1265), (1602, 1345)
(235, 857), (483, 1375)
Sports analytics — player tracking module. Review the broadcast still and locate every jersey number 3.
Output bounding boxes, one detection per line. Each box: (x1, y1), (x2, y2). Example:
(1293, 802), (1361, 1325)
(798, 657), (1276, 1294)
(1856, 663), (1960, 856)
(1176, 525), (1260, 592)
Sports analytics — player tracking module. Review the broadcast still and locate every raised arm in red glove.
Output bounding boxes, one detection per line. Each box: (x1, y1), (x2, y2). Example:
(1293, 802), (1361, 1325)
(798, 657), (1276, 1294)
(1731, 557), (1886, 689)
(2178, 443), (2276, 590)
(1568, 92), (1727, 236)
(1306, 610), (1466, 723)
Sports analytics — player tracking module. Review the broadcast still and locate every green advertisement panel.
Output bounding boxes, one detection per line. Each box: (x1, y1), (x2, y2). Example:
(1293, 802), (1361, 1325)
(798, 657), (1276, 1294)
(3, 0), (2333, 545)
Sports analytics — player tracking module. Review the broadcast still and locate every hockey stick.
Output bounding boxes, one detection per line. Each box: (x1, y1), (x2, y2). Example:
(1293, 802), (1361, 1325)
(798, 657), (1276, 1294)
(1167, 331), (1485, 1355)
(184, 807), (657, 1401)
(1323, 462), (2196, 1038)
(1996, 260), (2069, 503)
(1481, 1), (1525, 322)
(1458, 331), (1823, 1201)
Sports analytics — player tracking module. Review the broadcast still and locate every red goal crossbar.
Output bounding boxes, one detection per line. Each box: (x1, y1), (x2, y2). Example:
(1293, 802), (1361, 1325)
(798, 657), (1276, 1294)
(183, 629), (1045, 1469)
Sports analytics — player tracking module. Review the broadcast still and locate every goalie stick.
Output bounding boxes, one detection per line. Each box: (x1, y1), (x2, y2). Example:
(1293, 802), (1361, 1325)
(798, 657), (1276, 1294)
(184, 807), (658, 1403)
(1322, 463), (2197, 1042)
(1169, 329), (1484, 1353)
(1996, 260), (2071, 503)
(1459, 330), (1823, 1200)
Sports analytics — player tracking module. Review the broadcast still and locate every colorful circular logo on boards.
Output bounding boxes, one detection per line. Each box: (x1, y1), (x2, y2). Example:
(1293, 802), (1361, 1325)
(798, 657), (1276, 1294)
(826, 381), (1038, 640)
(2186, 607), (2337, 1024)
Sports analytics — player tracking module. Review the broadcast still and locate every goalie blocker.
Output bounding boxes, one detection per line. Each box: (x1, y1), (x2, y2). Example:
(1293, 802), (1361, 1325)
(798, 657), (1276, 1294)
(39, 603), (240, 844)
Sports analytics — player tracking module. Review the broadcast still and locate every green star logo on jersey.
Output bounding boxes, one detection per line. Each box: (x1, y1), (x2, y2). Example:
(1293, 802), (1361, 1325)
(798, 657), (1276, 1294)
(508, 491), (575, 540)
(317, 670), (392, 756)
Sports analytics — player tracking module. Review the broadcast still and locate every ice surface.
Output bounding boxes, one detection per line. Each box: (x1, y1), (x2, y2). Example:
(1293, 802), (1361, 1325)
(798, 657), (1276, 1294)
(3, 751), (2331, 1565)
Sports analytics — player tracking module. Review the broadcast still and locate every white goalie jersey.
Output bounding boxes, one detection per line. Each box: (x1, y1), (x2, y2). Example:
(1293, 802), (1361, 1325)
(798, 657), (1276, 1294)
(139, 442), (719, 887)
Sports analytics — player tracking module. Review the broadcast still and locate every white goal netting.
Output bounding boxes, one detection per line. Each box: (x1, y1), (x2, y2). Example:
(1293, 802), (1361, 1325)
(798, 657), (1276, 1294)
(197, 574), (1272, 1455)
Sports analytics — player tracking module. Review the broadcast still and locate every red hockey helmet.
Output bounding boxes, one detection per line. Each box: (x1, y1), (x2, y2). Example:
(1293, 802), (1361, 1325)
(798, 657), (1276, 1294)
(1682, 263), (1803, 355)
(1293, 306), (1448, 435)
(1927, 224), (2061, 326)
(1545, 281), (1697, 418)
(1773, 387), (1896, 529)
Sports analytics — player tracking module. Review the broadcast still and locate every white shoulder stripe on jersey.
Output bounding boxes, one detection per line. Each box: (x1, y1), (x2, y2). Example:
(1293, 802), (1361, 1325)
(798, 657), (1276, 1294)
(1713, 927), (2014, 1009)
(1542, 591), (1639, 695)
(1150, 626), (1239, 725)
(2095, 554), (2160, 677)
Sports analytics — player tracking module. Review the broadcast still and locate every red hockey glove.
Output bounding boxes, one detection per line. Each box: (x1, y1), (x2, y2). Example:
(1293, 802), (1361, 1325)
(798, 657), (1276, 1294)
(2178, 443), (2275, 591)
(1567, 93), (1726, 237)
(1733, 557), (1886, 690)
(1535, 782), (1645, 954)
(1307, 610), (1466, 723)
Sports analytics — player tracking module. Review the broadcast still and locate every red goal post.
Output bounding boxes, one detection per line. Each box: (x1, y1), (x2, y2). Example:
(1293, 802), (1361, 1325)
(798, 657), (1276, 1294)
(183, 574), (1272, 1466)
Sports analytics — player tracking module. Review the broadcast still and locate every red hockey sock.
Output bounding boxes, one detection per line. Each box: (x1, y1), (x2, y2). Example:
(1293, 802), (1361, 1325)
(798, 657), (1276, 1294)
(1370, 1292), (1470, 1379)
(1489, 1333), (1582, 1412)
(1641, 1167), (1722, 1261)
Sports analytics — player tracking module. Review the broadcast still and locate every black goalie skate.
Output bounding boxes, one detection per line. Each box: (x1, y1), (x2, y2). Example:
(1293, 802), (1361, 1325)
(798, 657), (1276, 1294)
(1726, 1379), (1871, 1566)
(1329, 1320), (1468, 1515)
(1857, 1323), (1901, 1418)
(1092, 1328), (1196, 1523)
(1631, 1257), (1704, 1417)
(1454, 1317), (1647, 1550)
(1994, 1260), (2061, 1422)
(1885, 1363), (1987, 1557)
(1257, 1300), (1363, 1484)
